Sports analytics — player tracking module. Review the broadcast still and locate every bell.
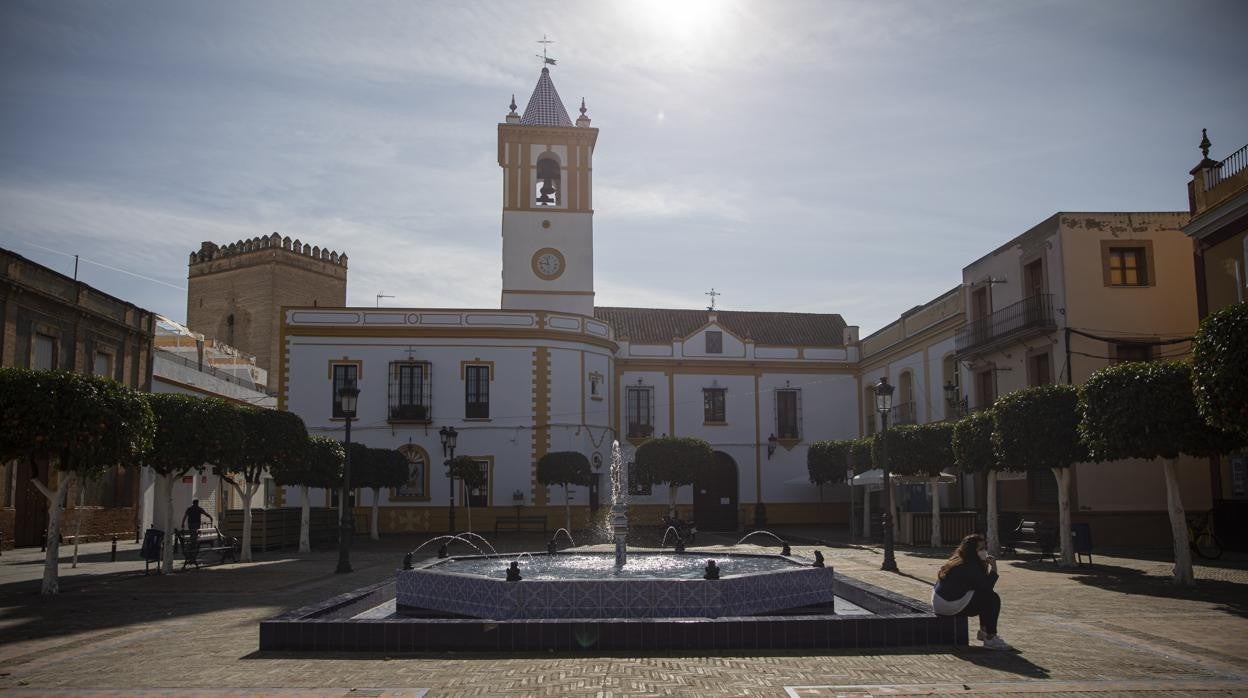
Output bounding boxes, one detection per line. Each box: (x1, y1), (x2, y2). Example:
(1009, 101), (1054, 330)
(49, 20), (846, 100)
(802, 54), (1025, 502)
(537, 179), (555, 204)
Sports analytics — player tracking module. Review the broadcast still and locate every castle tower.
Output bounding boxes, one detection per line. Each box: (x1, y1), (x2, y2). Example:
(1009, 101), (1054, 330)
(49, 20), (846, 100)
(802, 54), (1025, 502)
(498, 67), (599, 317)
(186, 234), (347, 391)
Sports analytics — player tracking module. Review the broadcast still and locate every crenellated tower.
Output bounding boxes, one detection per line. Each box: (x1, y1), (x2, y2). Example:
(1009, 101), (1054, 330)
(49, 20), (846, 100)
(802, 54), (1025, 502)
(498, 67), (598, 316)
(186, 233), (347, 391)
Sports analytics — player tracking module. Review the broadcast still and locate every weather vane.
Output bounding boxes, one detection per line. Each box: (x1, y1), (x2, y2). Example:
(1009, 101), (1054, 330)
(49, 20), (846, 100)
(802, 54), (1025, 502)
(536, 35), (557, 66)
(705, 288), (721, 311)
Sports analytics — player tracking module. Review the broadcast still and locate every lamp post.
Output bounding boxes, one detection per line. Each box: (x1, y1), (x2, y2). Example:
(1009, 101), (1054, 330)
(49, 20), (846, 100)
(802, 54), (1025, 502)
(439, 426), (459, 533)
(335, 379), (360, 575)
(874, 376), (898, 572)
(756, 433), (778, 529)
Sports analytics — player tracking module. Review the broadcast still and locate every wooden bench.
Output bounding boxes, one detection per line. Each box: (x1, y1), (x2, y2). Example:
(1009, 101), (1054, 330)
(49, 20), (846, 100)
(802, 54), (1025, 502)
(1006, 519), (1057, 562)
(175, 527), (239, 569)
(494, 515), (547, 535)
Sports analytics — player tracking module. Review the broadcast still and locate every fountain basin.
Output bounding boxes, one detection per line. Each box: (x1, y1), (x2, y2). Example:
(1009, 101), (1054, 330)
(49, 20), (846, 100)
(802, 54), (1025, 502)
(397, 552), (834, 619)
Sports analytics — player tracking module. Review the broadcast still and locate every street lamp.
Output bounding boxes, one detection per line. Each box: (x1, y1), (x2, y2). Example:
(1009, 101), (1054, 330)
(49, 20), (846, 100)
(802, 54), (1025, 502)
(874, 376), (898, 572)
(335, 379), (360, 575)
(439, 426), (459, 533)
(943, 380), (968, 418)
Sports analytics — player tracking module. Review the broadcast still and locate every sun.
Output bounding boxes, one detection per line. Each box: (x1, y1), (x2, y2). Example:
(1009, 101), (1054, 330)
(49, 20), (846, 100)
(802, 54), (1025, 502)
(632, 0), (732, 41)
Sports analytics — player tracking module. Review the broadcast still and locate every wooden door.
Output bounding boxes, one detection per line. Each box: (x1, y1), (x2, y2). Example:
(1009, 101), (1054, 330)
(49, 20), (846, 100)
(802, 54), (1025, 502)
(693, 452), (738, 532)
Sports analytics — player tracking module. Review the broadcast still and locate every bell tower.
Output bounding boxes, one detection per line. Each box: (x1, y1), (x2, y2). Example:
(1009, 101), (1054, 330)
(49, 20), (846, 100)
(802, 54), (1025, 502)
(498, 66), (598, 316)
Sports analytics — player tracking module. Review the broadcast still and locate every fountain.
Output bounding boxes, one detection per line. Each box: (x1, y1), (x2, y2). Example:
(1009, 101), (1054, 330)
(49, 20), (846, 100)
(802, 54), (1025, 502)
(260, 439), (967, 651)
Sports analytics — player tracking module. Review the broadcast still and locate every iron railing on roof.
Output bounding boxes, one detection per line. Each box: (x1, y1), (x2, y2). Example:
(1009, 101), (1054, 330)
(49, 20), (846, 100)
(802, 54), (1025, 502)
(155, 349), (270, 394)
(956, 294), (1056, 354)
(1204, 142), (1248, 190)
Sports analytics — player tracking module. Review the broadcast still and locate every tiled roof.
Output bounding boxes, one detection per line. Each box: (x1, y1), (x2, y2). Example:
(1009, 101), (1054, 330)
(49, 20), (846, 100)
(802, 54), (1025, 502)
(594, 307), (847, 347)
(520, 67), (573, 127)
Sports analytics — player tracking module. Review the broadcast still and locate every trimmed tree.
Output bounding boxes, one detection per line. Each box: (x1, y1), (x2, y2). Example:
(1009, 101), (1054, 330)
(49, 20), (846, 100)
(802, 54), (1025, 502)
(849, 438), (874, 538)
(145, 394), (244, 572)
(362, 447), (409, 540)
(447, 454), (486, 532)
(270, 435), (343, 553)
(223, 408), (308, 562)
(806, 439), (851, 501)
(0, 369), (154, 594)
(871, 424), (953, 547)
(634, 436), (714, 518)
(537, 451), (593, 533)
(952, 410), (1002, 555)
(993, 384), (1086, 567)
(1081, 361), (1244, 585)
(1192, 302), (1248, 439)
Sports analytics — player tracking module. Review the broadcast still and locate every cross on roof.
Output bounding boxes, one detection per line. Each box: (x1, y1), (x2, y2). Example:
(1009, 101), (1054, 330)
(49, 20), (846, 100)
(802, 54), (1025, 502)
(536, 34), (557, 66)
(705, 288), (721, 311)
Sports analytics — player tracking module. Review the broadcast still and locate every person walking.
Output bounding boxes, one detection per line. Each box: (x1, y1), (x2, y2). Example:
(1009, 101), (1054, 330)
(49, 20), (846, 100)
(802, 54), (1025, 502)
(932, 533), (1013, 651)
(181, 499), (213, 532)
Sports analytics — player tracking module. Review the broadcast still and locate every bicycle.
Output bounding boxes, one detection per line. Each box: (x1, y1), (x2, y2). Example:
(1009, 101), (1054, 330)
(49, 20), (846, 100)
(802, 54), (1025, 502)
(1186, 511), (1223, 560)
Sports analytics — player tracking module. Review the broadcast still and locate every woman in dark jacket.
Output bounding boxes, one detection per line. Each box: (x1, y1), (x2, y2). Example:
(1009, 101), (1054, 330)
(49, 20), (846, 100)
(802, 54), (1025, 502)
(933, 533), (1013, 650)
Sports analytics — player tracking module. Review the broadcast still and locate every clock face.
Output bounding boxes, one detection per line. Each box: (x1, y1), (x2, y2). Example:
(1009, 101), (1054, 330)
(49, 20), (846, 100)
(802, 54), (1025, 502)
(531, 247), (566, 280)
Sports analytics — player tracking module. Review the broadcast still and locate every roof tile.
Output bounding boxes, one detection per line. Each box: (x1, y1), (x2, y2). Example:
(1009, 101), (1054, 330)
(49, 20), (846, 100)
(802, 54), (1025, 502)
(594, 307), (846, 347)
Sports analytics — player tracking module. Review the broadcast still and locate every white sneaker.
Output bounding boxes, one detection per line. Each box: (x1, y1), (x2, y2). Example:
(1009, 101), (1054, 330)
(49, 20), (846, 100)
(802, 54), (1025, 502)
(983, 636), (1014, 651)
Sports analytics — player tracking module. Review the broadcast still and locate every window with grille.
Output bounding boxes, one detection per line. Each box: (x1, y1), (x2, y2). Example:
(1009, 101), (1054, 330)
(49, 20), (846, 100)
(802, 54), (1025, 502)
(465, 365), (490, 418)
(703, 387), (726, 423)
(1028, 352), (1052, 386)
(32, 333), (56, 370)
(626, 386), (654, 438)
(388, 362), (431, 421)
(776, 389), (801, 440)
(463, 459), (490, 508)
(628, 461), (652, 496)
(330, 363), (358, 418)
(1113, 343), (1152, 364)
(93, 351), (113, 378)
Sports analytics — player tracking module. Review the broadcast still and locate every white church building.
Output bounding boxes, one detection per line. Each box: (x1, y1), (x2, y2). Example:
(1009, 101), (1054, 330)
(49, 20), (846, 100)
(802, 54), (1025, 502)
(280, 66), (863, 534)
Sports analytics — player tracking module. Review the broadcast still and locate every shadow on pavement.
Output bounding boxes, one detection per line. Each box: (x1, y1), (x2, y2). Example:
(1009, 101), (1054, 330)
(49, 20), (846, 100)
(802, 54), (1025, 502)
(952, 645), (1052, 678)
(1013, 559), (1248, 618)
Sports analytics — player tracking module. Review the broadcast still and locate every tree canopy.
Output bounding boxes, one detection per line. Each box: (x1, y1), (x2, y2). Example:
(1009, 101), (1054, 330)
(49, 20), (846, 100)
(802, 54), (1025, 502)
(1081, 361), (1244, 462)
(848, 438), (873, 474)
(537, 451), (593, 488)
(993, 384), (1085, 471)
(0, 368), (154, 479)
(952, 410), (997, 473)
(272, 434), (344, 489)
(1192, 302), (1248, 438)
(145, 394), (243, 477)
(634, 436), (714, 488)
(230, 408), (308, 483)
(447, 454), (486, 490)
(870, 424), (951, 477)
(807, 440), (852, 485)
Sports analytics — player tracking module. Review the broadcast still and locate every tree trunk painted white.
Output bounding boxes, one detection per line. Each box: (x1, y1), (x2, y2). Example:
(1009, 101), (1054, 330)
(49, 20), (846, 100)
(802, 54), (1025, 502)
(72, 487), (85, 568)
(862, 486), (871, 538)
(1052, 467), (1074, 567)
(226, 478), (259, 562)
(564, 485), (572, 533)
(31, 471), (74, 595)
(929, 478), (942, 548)
(986, 470), (1000, 557)
(849, 483), (858, 541)
(160, 473), (177, 573)
(464, 496), (473, 534)
(668, 484), (678, 519)
(370, 487), (381, 541)
(1163, 458), (1194, 586)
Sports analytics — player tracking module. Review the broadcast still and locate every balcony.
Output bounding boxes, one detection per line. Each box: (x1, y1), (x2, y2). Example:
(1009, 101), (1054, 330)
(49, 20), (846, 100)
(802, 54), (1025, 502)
(956, 293), (1056, 356)
(892, 401), (917, 425)
(1190, 141), (1248, 217)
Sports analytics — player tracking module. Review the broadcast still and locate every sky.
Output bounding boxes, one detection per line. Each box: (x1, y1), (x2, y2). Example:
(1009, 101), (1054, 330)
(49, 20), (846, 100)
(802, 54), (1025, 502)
(2, 0), (1246, 336)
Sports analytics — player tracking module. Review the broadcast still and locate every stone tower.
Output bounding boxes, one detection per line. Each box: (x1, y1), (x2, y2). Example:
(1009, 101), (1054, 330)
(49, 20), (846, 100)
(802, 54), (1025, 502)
(186, 233), (347, 391)
(498, 67), (598, 317)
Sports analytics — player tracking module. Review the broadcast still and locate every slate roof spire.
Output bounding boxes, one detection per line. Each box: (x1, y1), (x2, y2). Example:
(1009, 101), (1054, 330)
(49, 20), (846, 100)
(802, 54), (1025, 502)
(520, 67), (573, 127)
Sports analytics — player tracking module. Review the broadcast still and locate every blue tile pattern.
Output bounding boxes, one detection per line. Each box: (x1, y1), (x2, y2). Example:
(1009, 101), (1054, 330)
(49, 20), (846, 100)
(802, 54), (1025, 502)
(520, 68), (573, 127)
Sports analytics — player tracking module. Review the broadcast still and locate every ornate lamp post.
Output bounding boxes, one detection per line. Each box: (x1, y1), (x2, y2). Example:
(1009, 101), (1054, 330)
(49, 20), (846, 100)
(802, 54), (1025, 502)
(335, 379), (360, 574)
(439, 426), (459, 533)
(874, 376), (898, 572)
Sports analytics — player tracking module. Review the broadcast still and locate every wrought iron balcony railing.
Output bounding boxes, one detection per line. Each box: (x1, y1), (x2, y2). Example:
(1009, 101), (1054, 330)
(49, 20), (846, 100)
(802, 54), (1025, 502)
(956, 293), (1056, 354)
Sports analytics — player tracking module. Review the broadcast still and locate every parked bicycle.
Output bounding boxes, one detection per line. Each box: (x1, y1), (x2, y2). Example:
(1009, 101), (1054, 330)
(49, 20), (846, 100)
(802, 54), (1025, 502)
(1186, 511), (1222, 560)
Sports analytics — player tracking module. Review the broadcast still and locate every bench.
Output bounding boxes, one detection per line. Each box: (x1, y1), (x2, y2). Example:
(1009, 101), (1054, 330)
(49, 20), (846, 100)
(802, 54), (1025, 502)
(494, 515), (547, 535)
(175, 527), (239, 569)
(1006, 519), (1057, 562)
(661, 516), (696, 544)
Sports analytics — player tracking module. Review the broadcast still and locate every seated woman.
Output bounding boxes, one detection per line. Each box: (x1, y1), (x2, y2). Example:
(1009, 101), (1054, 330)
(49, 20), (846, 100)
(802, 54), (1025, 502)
(932, 533), (1013, 651)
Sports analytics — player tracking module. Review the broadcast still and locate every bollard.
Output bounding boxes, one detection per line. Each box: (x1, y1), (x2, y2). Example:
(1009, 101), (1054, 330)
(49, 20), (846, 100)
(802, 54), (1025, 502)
(110, 536), (118, 562)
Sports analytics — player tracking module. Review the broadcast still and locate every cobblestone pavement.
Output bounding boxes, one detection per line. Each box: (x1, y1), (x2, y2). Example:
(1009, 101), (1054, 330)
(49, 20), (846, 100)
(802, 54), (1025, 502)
(1, 529), (1246, 697)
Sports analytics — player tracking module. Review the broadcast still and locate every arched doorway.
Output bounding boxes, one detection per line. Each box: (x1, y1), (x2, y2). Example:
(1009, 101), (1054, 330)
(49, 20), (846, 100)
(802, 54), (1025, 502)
(694, 451), (739, 532)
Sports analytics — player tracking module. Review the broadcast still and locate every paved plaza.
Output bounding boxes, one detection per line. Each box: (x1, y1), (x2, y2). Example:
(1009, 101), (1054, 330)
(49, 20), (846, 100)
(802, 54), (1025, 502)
(1, 529), (1246, 697)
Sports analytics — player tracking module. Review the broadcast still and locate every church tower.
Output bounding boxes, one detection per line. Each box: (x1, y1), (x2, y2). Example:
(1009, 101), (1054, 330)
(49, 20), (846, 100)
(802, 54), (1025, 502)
(498, 66), (598, 317)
